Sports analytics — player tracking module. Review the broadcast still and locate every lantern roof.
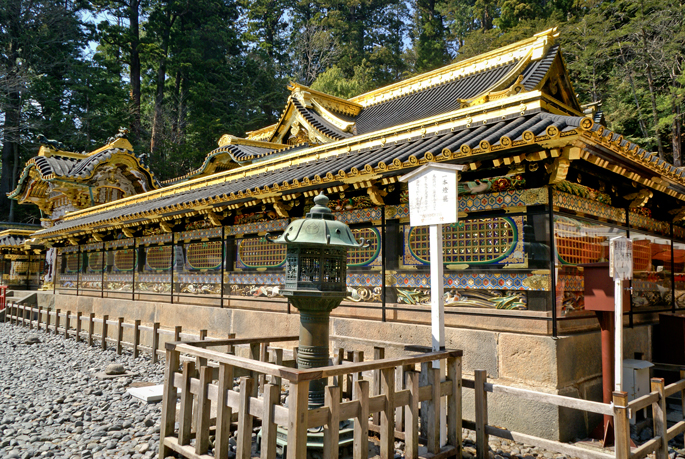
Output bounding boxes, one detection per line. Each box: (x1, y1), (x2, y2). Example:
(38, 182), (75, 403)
(267, 193), (365, 248)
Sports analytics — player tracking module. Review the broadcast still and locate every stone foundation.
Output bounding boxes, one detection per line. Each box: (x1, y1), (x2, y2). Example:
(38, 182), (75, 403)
(51, 292), (653, 442)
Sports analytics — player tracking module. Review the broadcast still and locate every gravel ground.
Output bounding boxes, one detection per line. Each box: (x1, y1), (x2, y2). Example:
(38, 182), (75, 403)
(1, 322), (165, 459)
(1, 320), (684, 459)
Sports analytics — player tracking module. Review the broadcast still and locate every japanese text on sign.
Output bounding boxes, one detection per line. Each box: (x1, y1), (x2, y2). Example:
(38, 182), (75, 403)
(610, 237), (633, 280)
(407, 168), (458, 227)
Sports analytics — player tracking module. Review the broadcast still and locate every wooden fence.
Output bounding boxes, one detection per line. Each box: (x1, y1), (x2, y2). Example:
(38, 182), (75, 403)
(3, 302), (250, 363)
(6, 301), (685, 459)
(160, 338), (463, 459)
(465, 370), (685, 459)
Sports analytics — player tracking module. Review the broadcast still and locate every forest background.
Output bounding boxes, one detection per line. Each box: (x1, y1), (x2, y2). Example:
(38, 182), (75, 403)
(1, 0), (684, 222)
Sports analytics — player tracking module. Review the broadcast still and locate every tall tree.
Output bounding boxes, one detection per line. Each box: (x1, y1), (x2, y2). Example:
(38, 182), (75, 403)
(93, 0), (146, 144)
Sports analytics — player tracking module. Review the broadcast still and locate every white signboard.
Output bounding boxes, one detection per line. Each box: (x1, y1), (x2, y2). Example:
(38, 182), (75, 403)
(403, 164), (463, 227)
(610, 237), (633, 280)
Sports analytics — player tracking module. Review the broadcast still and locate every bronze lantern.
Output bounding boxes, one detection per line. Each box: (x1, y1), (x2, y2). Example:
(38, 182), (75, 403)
(267, 192), (364, 406)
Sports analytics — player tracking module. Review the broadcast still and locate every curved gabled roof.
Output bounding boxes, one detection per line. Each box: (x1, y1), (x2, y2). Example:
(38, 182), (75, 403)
(9, 146), (158, 201)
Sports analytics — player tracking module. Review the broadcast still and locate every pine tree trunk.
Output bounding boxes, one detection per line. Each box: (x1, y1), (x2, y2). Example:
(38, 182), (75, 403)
(674, 101), (682, 167)
(129, 0), (142, 143)
(640, 27), (664, 158)
(1, 91), (20, 221)
(150, 10), (174, 160)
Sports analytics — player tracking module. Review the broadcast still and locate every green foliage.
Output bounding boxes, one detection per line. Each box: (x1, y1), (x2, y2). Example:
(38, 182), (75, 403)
(2, 0), (685, 222)
(311, 61), (376, 99)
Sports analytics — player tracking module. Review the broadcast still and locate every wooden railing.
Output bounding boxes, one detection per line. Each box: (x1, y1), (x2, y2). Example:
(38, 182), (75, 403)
(466, 370), (685, 459)
(3, 302), (273, 364)
(7, 301), (685, 459)
(160, 338), (463, 459)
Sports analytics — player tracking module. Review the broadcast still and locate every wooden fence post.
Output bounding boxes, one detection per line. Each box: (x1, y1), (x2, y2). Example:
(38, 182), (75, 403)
(681, 369), (685, 416)
(76, 312), (82, 342)
(88, 313), (95, 346)
(287, 379), (309, 459)
(116, 317), (124, 354)
(447, 355), (463, 459)
(270, 348), (283, 390)
(196, 329), (207, 369)
(353, 379), (369, 459)
(324, 385), (341, 459)
(352, 351), (364, 401)
(195, 366), (212, 455)
(249, 342), (259, 397)
(380, 367), (395, 459)
(475, 370), (489, 459)
(151, 322), (160, 363)
(216, 363), (234, 459)
(613, 391), (630, 459)
(133, 319), (141, 358)
(54, 309), (60, 335)
(64, 311), (71, 338)
(405, 371), (420, 459)
(651, 378), (668, 459)
(101, 315), (109, 350)
(373, 346), (385, 426)
(174, 325), (181, 342)
(159, 348), (180, 459)
(261, 383), (280, 459)
(37, 307), (42, 331)
(178, 361), (196, 446)
(28, 306), (33, 329)
(237, 377), (255, 459)
(259, 342), (268, 392)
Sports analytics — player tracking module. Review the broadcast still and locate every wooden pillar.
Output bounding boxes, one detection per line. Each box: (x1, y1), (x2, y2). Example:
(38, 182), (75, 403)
(151, 322), (160, 363)
(447, 355), (463, 458)
(76, 312), (82, 342)
(474, 370), (488, 459)
(54, 308), (60, 335)
(353, 379), (369, 459)
(196, 329), (207, 369)
(405, 371), (420, 459)
(195, 366), (212, 455)
(133, 319), (141, 358)
(287, 379), (309, 459)
(116, 317), (124, 354)
(64, 311), (71, 338)
(178, 362), (196, 445)
(373, 346), (385, 426)
(380, 367), (395, 459)
(651, 378), (668, 459)
(237, 377), (254, 459)
(261, 383), (280, 459)
(159, 349), (180, 458)
(612, 391), (630, 459)
(101, 315), (109, 350)
(88, 313), (95, 346)
(324, 385), (341, 459)
(216, 363), (234, 459)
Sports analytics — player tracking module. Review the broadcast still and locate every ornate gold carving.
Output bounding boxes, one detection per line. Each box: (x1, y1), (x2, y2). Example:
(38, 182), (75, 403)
(122, 227), (135, 238)
(522, 275), (550, 290)
(273, 200), (294, 218)
(367, 185), (388, 206)
(217, 134), (286, 150)
(546, 157), (570, 184)
(624, 189), (653, 208)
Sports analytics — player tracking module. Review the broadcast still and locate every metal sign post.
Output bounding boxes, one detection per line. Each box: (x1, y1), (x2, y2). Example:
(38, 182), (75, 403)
(610, 236), (633, 392)
(400, 163), (465, 366)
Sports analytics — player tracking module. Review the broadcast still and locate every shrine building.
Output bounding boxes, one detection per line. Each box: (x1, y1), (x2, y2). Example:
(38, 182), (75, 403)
(10, 28), (685, 440)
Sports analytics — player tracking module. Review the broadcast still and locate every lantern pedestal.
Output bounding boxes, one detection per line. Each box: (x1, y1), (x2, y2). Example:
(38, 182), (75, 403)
(263, 192), (365, 457)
